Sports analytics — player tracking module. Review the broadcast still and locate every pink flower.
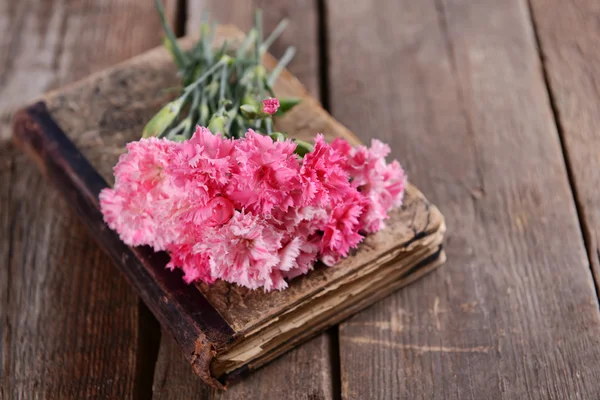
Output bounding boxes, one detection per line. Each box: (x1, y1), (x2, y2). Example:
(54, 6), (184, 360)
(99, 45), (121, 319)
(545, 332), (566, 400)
(262, 97), (280, 115)
(99, 187), (159, 247)
(207, 196), (234, 226)
(173, 126), (234, 189)
(197, 211), (286, 291)
(287, 235), (321, 278)
(99, 126), (408, 291)
(273, 206), (328, 276)
(276, 237), (303, 272)
(100, 137), (179, 249)
(227, 130), (301, 215)
(167, 244), (215, 284)
(111, 137), (178, 198)
(162, 127), (236, 238)
(342, 139), (407, 232)
(319, 192), (366, 266)
(299, 134), (355, 206)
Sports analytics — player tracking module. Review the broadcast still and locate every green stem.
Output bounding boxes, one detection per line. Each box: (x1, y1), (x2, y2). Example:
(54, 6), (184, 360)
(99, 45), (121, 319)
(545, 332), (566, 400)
(219, 63), (227, 102)
(265, 118), (273, 134)
(261, 19), (289, 54)
(268, 47), (296, 86)
(183, 59), (227, 97)
(149, 8), (302, 148)
(186, 89), (201, 138)
(154, 0), (188, 68)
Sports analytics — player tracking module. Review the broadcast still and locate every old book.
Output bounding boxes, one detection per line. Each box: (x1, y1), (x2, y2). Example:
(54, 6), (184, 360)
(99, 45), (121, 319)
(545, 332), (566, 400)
(12, 25), (446, 389)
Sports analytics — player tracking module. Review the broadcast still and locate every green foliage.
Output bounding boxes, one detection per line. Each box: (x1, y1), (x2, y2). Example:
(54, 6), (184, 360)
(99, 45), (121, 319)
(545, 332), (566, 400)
(145, 2), (303, 146)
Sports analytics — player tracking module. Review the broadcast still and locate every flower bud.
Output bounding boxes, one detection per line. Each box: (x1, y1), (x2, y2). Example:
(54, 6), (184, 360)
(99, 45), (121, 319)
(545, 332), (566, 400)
(261, 97), (280, 115)
(206, 81), (219, 98)
(254, 65), (267, 79)
(198, 103), (210, 124)
(220, 55), (234, 65)
(242, 94), (259, 108)
(240, 104), (259, 119)
(208, 115), (226, 135)
(142, 97), (185, 138)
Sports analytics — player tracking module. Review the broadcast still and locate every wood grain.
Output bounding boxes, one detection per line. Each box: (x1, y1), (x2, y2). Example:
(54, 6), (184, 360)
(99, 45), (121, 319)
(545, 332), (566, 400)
(154, 2), (335, 398)
(528, 0), (600, 293)
(327, 0), (600, 398)
(20, 24), (441, 389)
(0, 1), (178, 398)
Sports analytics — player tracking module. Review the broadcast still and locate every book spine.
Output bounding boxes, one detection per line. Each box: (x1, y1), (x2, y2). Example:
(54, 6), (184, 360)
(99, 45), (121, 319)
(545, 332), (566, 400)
(12, 101), (235, 389)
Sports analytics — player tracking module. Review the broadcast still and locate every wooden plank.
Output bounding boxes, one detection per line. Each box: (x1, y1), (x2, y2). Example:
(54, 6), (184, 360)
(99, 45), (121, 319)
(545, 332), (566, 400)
(8, 24), (442, 390)
(0, 1), (179, 398)
(327, 0), (600, 398)
(151, 1), (336, 398)
(528, 0), (600, 293)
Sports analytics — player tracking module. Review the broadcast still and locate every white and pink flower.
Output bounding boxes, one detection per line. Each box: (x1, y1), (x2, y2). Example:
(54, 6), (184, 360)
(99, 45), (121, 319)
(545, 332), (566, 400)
(100, 127), (406, 291)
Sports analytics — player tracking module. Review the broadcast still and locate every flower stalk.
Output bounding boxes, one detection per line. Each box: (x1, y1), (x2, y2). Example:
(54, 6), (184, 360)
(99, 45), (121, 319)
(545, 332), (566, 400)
(145, 0), (303, 150)
(101, 4), (409, 291)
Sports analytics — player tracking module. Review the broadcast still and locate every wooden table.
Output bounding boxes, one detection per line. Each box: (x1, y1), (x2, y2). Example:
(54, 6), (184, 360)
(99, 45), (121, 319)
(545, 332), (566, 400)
(3, 0), (600, 398)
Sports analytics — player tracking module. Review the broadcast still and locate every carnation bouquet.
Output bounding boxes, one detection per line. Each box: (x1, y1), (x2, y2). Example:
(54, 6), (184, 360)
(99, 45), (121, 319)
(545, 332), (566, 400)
(99, 2), (407, 291)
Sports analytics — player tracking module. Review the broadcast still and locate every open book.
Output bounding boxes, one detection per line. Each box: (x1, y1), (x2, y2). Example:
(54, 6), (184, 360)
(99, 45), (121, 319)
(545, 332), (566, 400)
(12, 25), (445, 389)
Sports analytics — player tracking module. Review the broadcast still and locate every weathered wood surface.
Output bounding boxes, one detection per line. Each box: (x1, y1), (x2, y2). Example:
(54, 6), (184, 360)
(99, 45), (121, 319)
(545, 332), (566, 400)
(0, 1), (178, 398)
(12, 46), (443, 386)
(4, 0), (600, 399)
(528, 0), (600, 293)
(329, 0), (600, 399)
(154, 2), (338, 399)
(10, 8), (444, 397)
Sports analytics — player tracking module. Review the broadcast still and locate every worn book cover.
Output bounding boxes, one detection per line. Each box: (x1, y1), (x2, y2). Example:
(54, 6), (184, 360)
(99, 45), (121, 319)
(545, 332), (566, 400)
(12, 26), (446, 388)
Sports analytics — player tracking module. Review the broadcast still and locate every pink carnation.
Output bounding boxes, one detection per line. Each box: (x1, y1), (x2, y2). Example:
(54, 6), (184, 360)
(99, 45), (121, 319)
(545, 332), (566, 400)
(300, 134), (355, 206)
(100, 125), (407, 291)
(342, 139), (407, 232)
(173, 126), (234, 189)
(197, 211), (286, 291)
(206, 196), (234, 226)
(227, 130), (301, 215)
(167, 244), (214, 284)
(273, 205), (328, 276)
(112, 137), (178, 192)
(262, 97), (280, 115)
(319, 191), (367, 266)
(99, 187), (158, 247)
(100, 137), (178, 249)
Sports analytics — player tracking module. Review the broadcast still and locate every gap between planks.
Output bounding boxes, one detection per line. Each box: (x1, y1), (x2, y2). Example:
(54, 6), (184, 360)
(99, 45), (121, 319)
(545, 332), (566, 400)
(524, 0), (600, 302)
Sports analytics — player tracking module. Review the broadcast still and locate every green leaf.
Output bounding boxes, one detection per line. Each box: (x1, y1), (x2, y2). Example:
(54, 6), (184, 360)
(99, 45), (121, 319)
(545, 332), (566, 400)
(275, 97), (301, 116)
(201, 23), (214, 64)
(269, 132), (286, 142)
(163, 37), (184, 70)
(236, 28), (257, 58)
(208, 115), (226, 134)
(293, 139), (314, 157)
(142, 98), (185, 138)
(240, 104), (258, 119)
